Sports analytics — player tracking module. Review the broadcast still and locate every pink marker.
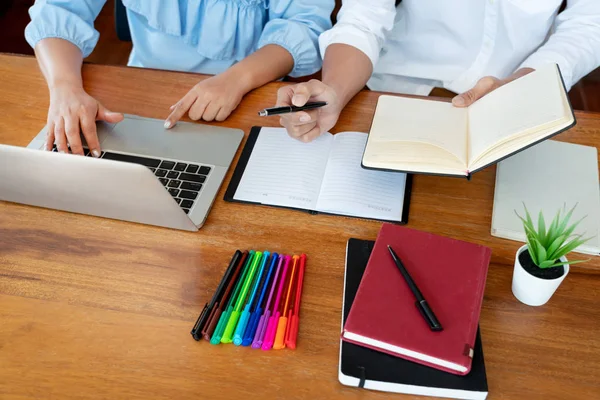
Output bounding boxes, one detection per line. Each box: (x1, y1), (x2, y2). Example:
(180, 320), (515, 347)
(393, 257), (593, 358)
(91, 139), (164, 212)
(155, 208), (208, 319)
(262, 255), (291, 350)
(252, 255), (284, 349)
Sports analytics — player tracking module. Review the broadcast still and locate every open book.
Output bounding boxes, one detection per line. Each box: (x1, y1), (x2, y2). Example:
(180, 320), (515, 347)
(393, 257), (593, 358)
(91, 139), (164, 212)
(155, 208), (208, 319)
(224, 127), (411, 223)
(362, 64), (576, 177)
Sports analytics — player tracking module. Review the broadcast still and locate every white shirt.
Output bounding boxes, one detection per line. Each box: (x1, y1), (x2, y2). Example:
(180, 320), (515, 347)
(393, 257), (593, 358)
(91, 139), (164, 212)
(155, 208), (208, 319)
(319, 0), (600, 95)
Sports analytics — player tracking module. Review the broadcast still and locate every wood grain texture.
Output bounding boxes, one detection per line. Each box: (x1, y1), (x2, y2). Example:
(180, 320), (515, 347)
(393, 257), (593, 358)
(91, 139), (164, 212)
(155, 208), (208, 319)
(0, 54), (599, 400)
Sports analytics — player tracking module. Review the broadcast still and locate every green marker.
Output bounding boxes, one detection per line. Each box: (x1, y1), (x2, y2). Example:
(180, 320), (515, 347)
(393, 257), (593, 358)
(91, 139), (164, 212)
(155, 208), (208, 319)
(210, 251), (255, 345)
(221, 251), (263, 343)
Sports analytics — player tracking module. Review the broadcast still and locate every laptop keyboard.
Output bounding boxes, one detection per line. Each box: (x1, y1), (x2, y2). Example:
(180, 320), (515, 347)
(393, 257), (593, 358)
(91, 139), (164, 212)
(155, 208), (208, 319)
(51, 145), (210, 215)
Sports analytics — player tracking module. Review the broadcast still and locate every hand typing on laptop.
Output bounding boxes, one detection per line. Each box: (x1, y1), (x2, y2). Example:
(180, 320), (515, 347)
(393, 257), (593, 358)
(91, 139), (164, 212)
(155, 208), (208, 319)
(47, 81), (124, 156)
(34, 38), (123, 157)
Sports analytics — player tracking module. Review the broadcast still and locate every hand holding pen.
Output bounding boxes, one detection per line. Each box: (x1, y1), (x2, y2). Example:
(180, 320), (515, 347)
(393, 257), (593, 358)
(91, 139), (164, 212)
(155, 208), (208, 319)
(268, 80), (341, 143)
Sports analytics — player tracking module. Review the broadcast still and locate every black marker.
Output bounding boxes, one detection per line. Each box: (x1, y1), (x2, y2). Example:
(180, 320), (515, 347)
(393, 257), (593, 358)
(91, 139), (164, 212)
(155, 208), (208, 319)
(191, 250), (242, 340)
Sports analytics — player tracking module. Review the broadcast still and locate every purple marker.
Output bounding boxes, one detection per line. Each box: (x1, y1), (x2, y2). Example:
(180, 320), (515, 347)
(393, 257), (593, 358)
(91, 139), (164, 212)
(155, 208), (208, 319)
(252, 255), (284, 349)
(262, 255), (291, 350)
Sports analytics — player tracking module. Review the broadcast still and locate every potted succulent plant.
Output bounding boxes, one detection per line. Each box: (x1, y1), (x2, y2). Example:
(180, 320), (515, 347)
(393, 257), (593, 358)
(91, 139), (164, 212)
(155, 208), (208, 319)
(512, 204), (591, 306)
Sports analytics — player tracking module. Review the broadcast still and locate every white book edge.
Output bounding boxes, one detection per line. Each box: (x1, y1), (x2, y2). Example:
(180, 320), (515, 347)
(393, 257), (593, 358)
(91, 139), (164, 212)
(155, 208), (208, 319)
(342, 331), (467, 373)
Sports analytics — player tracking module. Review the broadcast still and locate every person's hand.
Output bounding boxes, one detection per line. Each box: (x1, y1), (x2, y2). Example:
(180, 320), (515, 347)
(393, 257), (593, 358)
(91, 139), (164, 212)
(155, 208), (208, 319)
(46, 83), (124, 156)
(277, 79), (341, 143)
(452, 68), (535, 107)
(165, 73), (246, 128)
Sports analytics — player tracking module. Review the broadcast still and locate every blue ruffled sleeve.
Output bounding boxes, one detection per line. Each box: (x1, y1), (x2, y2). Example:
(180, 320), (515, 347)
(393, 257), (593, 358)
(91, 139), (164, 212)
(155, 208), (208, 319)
(25, 0), (107, 57)
(258, 0), (334, 77)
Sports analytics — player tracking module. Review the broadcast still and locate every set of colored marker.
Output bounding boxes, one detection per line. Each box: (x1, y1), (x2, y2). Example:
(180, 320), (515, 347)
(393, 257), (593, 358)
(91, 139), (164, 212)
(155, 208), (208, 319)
(191, 250), (306, 350)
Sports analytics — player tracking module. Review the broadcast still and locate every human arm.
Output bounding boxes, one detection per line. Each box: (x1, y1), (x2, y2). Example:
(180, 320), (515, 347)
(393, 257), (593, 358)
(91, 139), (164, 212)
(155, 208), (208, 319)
(33, 38), (123, 155)
(165, 44), (294, 126)
(278, 0), (396, 141)
(25, 0), (123, 155)
(165, 0), (334, 126)
(276, 44), (373, 142)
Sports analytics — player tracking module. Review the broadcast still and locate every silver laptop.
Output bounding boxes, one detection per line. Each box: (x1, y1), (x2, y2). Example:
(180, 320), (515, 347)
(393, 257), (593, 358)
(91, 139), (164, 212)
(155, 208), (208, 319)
(0, 114), (243, 231)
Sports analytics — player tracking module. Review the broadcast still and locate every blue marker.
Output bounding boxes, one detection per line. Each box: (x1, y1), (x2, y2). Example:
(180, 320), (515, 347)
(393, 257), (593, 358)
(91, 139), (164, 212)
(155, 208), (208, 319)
(233, 251), (270, 345)
(242, 253), (279, 346)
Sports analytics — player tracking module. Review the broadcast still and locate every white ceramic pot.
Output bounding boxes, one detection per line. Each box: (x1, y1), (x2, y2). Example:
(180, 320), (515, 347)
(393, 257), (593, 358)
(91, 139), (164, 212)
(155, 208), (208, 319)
(511, 245), (569, 306)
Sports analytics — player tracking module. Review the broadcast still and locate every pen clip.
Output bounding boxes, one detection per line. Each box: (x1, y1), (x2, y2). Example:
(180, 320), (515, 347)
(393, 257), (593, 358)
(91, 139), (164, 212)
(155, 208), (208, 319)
(415, 300), (443, 332)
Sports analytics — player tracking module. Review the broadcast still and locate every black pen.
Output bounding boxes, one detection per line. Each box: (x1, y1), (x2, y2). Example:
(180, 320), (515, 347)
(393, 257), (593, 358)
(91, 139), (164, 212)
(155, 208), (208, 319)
(258, 101), (327, 117)
(387, 245), (443, 332)
(191, 250), (242, 340)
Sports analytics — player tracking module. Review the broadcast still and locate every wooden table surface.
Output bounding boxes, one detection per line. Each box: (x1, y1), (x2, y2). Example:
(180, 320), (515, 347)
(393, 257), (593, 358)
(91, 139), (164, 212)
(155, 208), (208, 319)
(0, 54), (599, 400)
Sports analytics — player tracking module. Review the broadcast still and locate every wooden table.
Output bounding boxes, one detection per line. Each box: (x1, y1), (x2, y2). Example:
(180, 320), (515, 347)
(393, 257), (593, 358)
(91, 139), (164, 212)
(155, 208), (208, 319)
(1, 54), (599, 400)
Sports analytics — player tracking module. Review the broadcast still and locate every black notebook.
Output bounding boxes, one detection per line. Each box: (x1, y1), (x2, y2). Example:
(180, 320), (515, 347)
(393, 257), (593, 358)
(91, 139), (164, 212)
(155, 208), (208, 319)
(340, 238), (489, 400)
(224, 127), (411, 223)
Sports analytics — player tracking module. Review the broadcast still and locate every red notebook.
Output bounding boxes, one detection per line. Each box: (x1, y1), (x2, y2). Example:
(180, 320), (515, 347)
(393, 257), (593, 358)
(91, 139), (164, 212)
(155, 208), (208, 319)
(342, 224), (491, 375)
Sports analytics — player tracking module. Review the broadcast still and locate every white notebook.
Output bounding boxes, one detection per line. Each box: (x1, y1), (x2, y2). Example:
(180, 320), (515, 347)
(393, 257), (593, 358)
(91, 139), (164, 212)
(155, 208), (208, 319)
(492, 140), (600, 255)
(224, 127), (411, 223)
(362, 64), (575, 177)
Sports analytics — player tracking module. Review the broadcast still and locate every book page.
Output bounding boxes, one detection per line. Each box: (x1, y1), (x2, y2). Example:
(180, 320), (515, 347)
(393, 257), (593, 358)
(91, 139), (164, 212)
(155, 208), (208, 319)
(316, 132), (407, 221)
(360, 140), (469, 176)
(233, 128), (333, 210)
(367, 95), (469, 164)
(467, 64), (568, 167)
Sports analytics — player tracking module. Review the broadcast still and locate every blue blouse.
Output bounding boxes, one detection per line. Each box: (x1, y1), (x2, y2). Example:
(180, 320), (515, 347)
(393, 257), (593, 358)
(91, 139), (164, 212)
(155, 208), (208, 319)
(25, 0), (333, 77)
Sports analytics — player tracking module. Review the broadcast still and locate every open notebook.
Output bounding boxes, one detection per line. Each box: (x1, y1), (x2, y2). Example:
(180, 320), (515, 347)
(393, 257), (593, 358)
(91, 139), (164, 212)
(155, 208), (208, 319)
(362, 64), (576, 177)
(225, 127), (411, 223)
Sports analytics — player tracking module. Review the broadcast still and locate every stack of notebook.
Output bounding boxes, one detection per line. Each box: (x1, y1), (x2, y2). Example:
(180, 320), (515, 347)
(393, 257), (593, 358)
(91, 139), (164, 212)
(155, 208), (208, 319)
(340, 224), (491, 399)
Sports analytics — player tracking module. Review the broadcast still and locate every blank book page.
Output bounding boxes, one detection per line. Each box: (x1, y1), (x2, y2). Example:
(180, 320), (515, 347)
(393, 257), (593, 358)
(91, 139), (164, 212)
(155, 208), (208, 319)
(233, 128), (333, 210)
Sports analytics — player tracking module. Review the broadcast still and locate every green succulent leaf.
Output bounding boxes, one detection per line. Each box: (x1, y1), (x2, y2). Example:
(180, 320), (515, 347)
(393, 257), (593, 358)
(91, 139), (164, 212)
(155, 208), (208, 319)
(546, 235), (567, 258)
(516, 212), (536, 236)
(523, 204), (535, 229)
(555, 203), (577, 236)
(538, 260), (556, 269)
(562, 217), (587, 240)
(532, 238), (547, 265)
(551, 237), (591, 260)
(547, 259), (590, 268)
(537, 210), (547, 246)
(515, 204), (593, 269)
(545, 209), (561, 243)
(524, 246), (537, 266)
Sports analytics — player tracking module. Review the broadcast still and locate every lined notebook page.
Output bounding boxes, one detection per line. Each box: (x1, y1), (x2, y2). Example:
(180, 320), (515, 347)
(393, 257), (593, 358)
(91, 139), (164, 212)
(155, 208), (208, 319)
(316, 132), (407, 221)
(233, 128), (334, 210)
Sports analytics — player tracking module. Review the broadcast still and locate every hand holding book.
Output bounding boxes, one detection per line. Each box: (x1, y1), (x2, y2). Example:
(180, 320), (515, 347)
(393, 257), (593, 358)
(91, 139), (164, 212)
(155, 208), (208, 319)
(452, 68), (535, 107)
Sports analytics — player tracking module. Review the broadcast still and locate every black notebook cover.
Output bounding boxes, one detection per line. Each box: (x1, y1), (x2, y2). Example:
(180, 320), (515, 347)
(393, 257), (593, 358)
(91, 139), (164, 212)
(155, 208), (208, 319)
(224, 127), (412, 224)
(340, 239), (488, 399)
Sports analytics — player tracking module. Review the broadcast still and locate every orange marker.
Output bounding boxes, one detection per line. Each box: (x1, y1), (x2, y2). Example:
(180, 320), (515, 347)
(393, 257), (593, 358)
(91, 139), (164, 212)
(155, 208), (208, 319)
(273, 255), (298, 349)
(285, 254), (306, 349)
